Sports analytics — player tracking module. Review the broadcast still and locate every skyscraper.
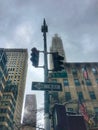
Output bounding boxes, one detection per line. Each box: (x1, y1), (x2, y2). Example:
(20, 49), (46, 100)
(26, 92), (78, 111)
(5, 49), (28, 126)
(50, 34), (66, 70)
(0, 49), (8, 99)
(0, 48), (18, 130)
(23, 94), (37, 130)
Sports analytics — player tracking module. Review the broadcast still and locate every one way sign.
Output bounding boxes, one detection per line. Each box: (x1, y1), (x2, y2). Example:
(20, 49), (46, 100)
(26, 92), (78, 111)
(32, 82), (62, 91)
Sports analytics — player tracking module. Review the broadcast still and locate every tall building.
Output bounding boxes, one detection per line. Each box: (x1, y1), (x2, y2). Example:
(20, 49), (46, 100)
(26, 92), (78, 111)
(50, 34), (66, 70)
(0, 49), (18, 130)
(5, 49), (28, 126)
(49, 62), (98, 130)
(22, 94), (37, 130)
(0, 49), (8, 99)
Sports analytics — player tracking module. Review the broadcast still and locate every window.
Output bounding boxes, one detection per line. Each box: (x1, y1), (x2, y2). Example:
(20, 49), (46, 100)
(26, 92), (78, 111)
(81, 67), (85, 72)
(92, 67), (97, 75)
(77, 92), (84, 100)
(52, 92), (59, 102)
(65, 92), (71, 101)
(94, 107), (98, 124)
(72, 68), (77, 76)
(67, 108), (73, 112)
(94, 107), (98, 114)
(74, 79), (80, 86)
(89, 91), (96, 100)
(63, 79), (69, 86)
(96, 79), (98, 84)
(0, 71), (2, 78)
(60, 72), (68, 78)
(51, 79), (57, 83)
(85, 79), (92, 86)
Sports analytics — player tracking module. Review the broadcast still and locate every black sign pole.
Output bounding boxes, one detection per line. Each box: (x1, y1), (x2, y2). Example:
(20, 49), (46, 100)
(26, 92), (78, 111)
(41, 19), (50, 130)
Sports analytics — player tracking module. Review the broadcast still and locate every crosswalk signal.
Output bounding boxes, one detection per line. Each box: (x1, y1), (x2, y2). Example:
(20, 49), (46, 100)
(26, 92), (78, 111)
(52, 52), (64, 71)
(30, 48), (39, 67)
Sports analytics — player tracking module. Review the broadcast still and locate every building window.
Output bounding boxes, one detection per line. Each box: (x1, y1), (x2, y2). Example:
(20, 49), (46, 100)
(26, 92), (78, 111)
(96, 79), (98, 84)
(65, 92), (71, 101)
(72, 68), (77, 76)
(63, 79), (69, 86)
(52, 92), (59, 102)
(77, 92), (84, 100)
(94, 107), (98, 125)
(74, 79), (80, 86)
(67, 108), (73, 112)
(89, 91), (96, 100)
(85, 79), (92, 86)
(94, 107), (98, 114)
(51, 79), (57, 83)
(92, 67), (97, 75)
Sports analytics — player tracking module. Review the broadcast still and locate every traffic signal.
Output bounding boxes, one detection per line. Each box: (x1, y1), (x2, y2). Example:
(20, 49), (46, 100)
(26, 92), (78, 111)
(52, 52), (64, 71)
(30, 48), (39, 67)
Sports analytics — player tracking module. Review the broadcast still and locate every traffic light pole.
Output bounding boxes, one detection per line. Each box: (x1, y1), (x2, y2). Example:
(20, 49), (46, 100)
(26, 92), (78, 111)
(41, 19), (50, 130)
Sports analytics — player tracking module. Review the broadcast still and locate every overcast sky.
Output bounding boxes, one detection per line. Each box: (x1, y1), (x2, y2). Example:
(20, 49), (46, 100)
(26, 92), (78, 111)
(0, 0), (98, 123)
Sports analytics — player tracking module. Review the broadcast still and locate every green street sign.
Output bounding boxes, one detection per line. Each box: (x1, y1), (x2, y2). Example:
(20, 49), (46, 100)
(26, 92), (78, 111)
(32, 82), (62, 91)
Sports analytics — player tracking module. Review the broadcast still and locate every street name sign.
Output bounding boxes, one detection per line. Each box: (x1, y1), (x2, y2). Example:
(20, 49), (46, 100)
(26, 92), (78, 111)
(32, 82), (62, 91)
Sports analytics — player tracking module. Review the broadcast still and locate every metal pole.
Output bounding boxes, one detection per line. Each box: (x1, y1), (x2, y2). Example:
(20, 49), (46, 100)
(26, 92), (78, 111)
(41, 19), (50, 130)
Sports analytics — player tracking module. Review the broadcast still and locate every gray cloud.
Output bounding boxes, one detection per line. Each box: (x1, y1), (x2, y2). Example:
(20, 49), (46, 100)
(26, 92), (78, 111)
(0, 0), (98, 69)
